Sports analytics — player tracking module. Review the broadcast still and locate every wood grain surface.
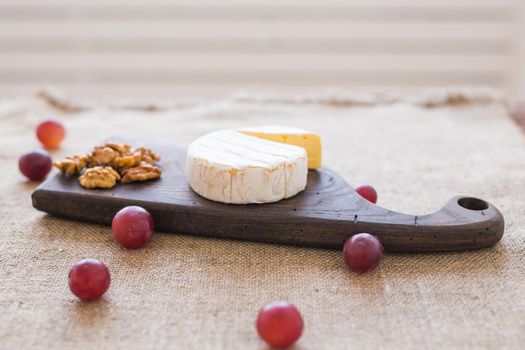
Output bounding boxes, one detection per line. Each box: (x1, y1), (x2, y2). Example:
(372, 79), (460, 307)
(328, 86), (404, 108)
(31, 141), (505, 252)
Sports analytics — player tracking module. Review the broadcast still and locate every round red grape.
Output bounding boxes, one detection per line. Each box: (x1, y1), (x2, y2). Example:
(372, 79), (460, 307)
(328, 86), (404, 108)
(18, 150), (52, 181)
(343, 233), (383, 273)
(355, 184), (377, 204)
(68, 258), (110, 301)
(111, 206), (154, 249)
(256, 301), (304, 349)
(36, 119), (65, 149)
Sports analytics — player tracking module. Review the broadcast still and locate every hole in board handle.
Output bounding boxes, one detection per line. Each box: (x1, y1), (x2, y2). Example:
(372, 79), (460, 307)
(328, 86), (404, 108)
(457, 197), (489, 211)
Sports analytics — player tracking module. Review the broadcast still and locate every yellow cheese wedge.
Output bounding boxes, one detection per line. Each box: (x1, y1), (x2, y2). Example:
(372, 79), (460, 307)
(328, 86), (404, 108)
(238, 126), (322, 169)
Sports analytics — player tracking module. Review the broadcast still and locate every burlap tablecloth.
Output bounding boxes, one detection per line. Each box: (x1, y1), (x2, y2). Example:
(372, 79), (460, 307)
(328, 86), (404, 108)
(1, 89), (524, 349)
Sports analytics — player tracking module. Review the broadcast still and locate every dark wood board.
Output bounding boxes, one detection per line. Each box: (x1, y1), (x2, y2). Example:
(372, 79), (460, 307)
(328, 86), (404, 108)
(32, 141), (504, 252)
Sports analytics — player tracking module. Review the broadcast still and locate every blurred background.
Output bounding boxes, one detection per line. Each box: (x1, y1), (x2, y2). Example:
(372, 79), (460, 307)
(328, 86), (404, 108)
(0, 0), (524, 100)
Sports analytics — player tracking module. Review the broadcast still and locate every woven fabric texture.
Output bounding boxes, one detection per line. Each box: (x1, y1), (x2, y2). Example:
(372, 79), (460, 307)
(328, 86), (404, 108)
(0, 92), (524, 349)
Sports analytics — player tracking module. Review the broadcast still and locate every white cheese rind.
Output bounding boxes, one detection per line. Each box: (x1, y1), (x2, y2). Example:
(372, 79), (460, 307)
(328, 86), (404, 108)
(186, 130), (308, 204)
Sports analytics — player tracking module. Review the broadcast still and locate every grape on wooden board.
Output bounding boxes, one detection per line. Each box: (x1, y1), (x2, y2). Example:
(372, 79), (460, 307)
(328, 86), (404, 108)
(355, 184), (378, 204)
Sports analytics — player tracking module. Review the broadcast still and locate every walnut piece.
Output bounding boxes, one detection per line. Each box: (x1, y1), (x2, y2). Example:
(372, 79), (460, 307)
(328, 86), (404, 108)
(121, 161), (162, 184)
(90, 146), (119, 166)
(112, 152), (142, 170)
(53, 155), (90, 175)
(79, 166), (121, 189)
(135, 147), (161, 164)
(105, 142), (133, 155)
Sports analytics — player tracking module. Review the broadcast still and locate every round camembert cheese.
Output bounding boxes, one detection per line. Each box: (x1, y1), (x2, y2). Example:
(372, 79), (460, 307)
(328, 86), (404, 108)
(186, 129), (308, 204)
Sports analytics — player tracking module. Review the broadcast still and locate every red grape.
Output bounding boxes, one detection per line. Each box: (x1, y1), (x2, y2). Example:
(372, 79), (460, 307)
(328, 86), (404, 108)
(18, 150), (52, 181)
(256, 301), (304, 349)
(355, 184), (377, 204)
(36, 119), (65, 149)
(343, 233), (383, 273)
(112, 206), (154, 249)
(68, 258), (110, 301)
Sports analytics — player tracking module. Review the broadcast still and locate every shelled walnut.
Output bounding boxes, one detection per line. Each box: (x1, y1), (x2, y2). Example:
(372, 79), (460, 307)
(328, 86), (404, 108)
(52, 155), (90, 175)
(135, 147), (160, 164)
(53, 141), (162, 189)
(112, 153), (142, 170)
(90, 145), (119, 167)
(79, 166), (121, 189)
(121, 161), (162, 184)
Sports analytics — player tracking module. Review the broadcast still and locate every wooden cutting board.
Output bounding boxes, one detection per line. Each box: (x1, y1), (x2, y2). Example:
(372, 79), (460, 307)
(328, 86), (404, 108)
(32, 141), (504, 252)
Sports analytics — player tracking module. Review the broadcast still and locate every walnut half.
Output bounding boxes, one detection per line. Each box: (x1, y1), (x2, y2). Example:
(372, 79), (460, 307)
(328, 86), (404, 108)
(53, 155), (90, 175)
(105, 142), (133, 155)
(89, 146), (119, 167)
(79, 166), (121, 189)
(121, 161), (162, 184)
(135, 147), (161, 164)
(111, 152), (142, 170)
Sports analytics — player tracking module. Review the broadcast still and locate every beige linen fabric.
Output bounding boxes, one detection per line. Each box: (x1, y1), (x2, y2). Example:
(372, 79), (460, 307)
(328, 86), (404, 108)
(0, 90), (524, 349)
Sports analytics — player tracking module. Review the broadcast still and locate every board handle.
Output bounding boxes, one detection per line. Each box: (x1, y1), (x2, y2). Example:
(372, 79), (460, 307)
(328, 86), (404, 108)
(366, 196), (505, 252)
